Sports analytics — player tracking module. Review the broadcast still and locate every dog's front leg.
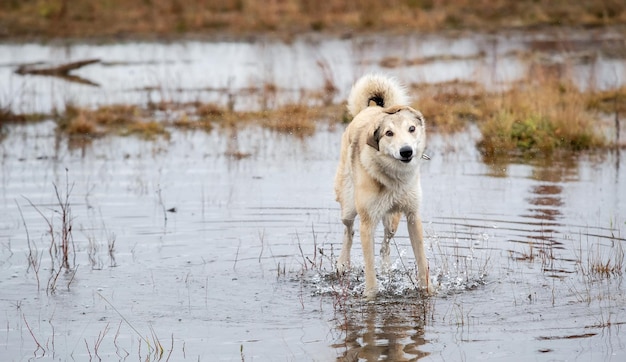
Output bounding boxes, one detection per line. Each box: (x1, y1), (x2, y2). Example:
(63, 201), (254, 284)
(337, 217), (355, 273)
(381, 212), (401, 273)
(360, 213), (378, 300)
(407, 212), (433, 294)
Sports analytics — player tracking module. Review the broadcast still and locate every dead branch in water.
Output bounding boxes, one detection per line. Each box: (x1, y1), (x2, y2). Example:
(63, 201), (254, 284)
(16, 59), (99, 76)
(15, 59), (100, 86)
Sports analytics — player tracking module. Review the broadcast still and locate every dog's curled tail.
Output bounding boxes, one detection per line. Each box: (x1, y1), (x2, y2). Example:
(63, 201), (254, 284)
(347, 74), (408, 117)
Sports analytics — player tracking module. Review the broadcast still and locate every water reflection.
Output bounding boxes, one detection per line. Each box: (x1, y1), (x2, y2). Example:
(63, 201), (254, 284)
(525, 184), (563, 221)
(333, 300), (430, 361)
(523, 155), (579, 222)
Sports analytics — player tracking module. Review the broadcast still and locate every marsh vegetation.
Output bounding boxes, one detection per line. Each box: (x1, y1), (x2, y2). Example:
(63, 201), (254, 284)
(2, 61), (623, 156)
(1, 0), (625, 39)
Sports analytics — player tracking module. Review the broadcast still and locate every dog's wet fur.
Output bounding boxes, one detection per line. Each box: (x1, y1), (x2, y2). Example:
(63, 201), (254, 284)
(334, 74), (432, 300)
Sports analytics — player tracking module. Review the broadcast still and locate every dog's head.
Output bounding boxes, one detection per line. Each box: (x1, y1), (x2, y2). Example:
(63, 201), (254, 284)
(366, 106), (426, 164)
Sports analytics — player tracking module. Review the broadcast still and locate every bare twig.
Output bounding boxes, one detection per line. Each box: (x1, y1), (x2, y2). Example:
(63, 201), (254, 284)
(114, 320), (130, 359)
(52, 170), (75, 270)
(234, 239), (241, 271)
(107, 231), (117, 267)
(22, 195), (56, 268)
(165, 334), (175, 362)
(258, 230), (265, 263)
(16, 200), (41, 290)
(96, 292), (153, 352)
(296, 231), (307, 271)
(47, 267), (62, 295)
(392, 238), (419, 290)
(84, 339), (92, 360)
(156, 186), (168, 228)
(67, 265), (78, 291)
(22, 314), (46, 358)
(149, 325), (164, 360)
(93, 322), (110, 360)
(615, 89), (620, 145)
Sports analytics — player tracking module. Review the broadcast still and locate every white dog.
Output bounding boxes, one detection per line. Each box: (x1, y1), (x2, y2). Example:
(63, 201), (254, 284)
(334, 74), (432, 299)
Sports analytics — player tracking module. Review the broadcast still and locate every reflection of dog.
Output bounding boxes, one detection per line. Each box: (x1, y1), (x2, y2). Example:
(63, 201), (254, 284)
(334, 74), (431, 299)
(336, 302), (430, 360)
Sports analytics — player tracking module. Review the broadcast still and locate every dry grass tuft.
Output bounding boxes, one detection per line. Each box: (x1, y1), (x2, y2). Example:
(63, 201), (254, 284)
(586, 86), (626, 114)
(576, 235), (624, 281)
(58, 104), (169, 140)
(172, 113), (213, 132)
(49, 98), (339, 141)
(0, 106), (46, 124)
(412, 81), (486, 133)
(262, 104), (317, 137)
(1, 107), (26, 123)
(477, 69), (606, 157)
(64, 111), (97, 136)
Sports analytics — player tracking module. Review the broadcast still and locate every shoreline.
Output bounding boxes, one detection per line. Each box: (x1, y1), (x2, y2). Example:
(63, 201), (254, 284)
(0, 23), (624, 45)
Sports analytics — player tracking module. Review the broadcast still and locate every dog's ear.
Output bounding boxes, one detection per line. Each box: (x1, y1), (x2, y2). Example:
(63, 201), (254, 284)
(414, 109), (425, 126)
(366, 127), (380, 151)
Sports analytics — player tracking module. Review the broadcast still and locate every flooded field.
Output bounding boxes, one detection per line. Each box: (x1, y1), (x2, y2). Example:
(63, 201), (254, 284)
(1, 28), (626, 114)
(1, 29), (626, 361)
(1, 121), (625, 360)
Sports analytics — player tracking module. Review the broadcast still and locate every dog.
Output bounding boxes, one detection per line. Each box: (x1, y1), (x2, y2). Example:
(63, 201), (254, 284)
(334, 74), (432, 300)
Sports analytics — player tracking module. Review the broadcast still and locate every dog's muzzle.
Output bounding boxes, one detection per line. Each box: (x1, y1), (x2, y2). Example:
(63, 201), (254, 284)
(399, 146), (413, 163)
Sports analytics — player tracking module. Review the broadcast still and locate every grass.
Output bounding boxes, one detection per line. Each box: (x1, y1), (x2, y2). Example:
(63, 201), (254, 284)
(477, 73), (607, 157)
(261, 104), (317, 137)
(413, 72), (626, 157)
(58, 103), (169, 141)
(413, 69), (613, 157)
(21, 169), (76, 294)
(3, 45), (621, 156)
(411, 81), (486, 133)
(3, 69), (616, 156)
(42, 96), (342, 141)
(576, 236), (624, 281)
(0, 1), (624, 40)
(587, 86), (626, 114)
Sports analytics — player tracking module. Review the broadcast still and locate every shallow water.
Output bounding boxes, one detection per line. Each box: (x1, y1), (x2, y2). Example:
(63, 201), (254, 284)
(1, 28), (626, 114)
(1, 119), (624, 360)
(2, 28), (626, 361)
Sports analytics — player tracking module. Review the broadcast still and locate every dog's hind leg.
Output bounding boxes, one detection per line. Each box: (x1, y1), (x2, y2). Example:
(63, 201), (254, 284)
(381, 212), (401, 273)
(337, 210), (357, 273)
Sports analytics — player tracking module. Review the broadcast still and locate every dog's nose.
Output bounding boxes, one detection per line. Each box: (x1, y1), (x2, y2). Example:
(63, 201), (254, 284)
(399, 146), (413, 159)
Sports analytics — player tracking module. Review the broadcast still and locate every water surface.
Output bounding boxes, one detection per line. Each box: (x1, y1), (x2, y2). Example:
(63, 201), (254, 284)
(1, 28), (625, 361)
(1, 121), (624, 360)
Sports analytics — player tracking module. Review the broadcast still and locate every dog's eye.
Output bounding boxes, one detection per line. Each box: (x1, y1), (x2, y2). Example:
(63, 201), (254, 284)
(409, 126), (416, 133)
(385, 130), (394, 137)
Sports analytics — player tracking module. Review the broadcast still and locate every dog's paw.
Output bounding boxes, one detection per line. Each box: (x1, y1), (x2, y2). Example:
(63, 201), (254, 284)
(363, 288), (378, 301)
(420, 282), (435, 296)
(380, 258), (392, 274)
(336, 260), (350, 274)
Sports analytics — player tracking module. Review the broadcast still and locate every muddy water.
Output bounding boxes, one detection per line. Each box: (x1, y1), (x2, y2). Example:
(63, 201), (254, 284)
(1, 119), (624, 360)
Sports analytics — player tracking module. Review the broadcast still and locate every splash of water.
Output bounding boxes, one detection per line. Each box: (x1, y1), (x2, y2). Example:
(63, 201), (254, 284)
(304, 257), (487, 299)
